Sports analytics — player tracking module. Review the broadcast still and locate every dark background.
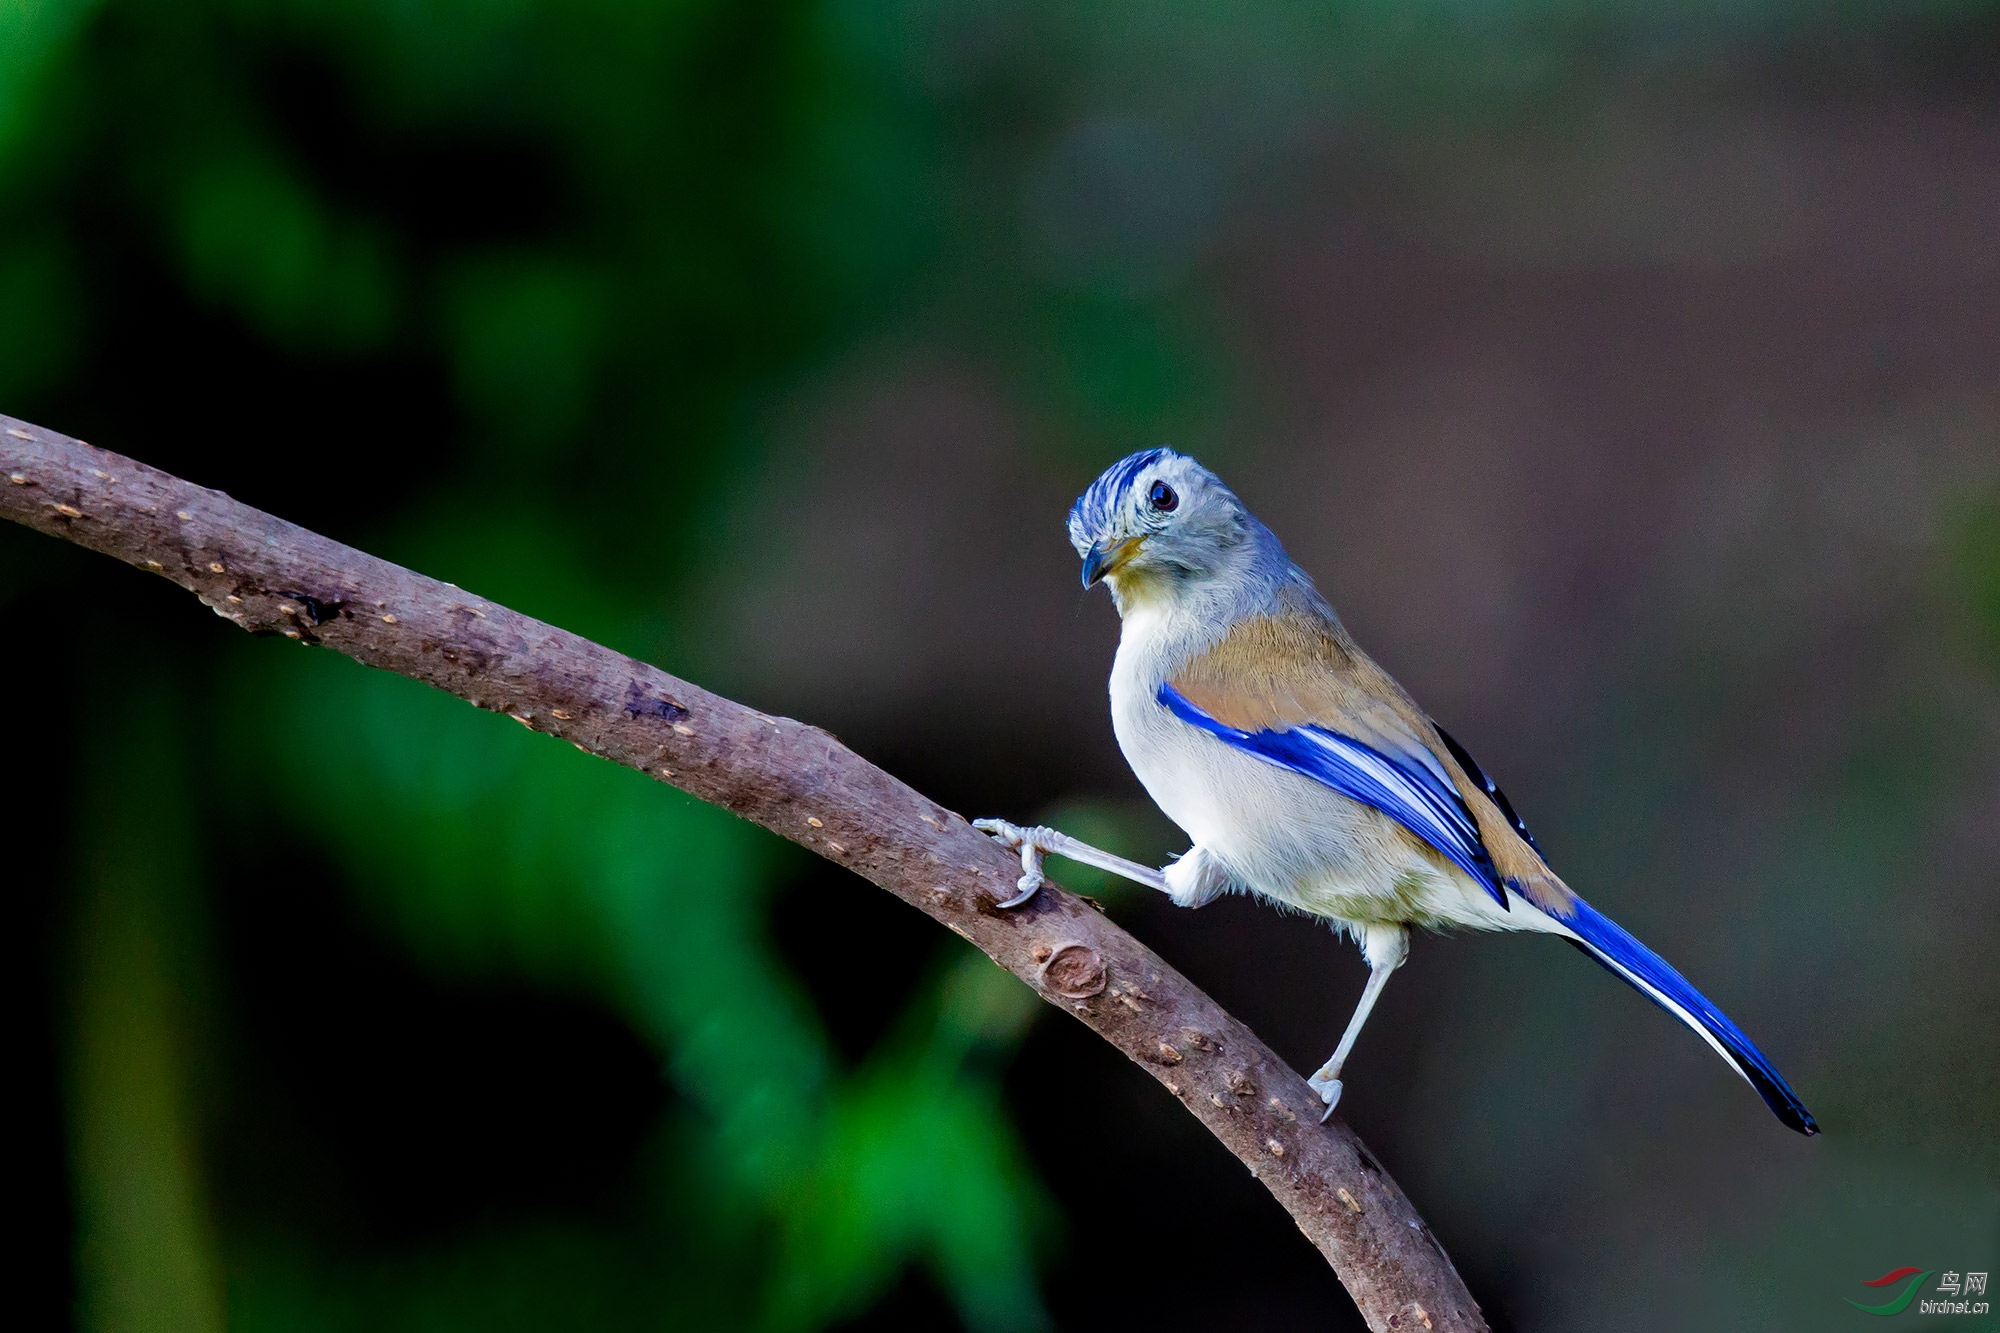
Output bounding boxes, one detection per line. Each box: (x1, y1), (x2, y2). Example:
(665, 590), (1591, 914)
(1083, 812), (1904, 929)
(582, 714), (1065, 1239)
(3, 2), (1997, 1329)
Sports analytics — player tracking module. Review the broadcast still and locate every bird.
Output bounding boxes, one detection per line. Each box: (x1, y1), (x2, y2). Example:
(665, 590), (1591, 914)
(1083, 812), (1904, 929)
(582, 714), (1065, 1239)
(976, 447), (1818, 1134)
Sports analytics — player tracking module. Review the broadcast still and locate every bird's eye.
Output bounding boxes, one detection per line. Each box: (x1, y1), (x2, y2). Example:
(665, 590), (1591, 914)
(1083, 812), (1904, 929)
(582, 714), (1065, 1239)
(1148, 480), (1178, 512)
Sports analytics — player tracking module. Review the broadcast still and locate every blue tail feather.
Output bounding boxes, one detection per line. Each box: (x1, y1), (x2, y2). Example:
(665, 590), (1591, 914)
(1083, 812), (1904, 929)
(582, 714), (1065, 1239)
(1561, 896), (1818, 1136)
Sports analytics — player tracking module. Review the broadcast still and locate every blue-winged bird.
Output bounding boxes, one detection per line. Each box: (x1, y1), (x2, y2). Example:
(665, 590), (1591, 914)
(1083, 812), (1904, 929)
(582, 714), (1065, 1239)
(978, 448), (1817, 1134)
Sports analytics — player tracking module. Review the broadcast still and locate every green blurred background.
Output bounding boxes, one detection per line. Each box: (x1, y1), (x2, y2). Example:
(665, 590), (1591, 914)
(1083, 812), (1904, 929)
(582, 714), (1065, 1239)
(4, 1), (1999, 1329)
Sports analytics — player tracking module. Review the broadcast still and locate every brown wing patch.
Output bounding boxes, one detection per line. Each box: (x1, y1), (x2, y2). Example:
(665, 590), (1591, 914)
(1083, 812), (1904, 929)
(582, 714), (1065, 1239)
(1167, 611), (1348, 730)
(1168, 612), (1420, 757)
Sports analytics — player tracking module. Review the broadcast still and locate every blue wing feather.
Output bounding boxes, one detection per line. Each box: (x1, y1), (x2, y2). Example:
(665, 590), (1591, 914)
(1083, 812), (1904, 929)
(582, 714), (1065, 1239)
(1157, 682), (1508, 908)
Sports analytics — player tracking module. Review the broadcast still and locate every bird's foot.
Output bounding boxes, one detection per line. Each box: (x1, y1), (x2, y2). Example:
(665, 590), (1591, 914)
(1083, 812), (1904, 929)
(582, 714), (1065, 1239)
(971, 819), (1054, 908)
(1308, 1067), (1344, 1123)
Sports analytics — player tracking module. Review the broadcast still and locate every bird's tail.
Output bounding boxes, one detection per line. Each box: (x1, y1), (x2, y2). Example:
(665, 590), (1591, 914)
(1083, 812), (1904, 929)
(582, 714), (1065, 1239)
(1557, 895), (1819, 1135)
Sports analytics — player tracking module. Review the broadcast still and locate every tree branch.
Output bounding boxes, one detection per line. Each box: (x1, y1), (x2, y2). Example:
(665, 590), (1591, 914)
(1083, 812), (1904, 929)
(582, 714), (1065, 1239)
(1, 413), (1486, 1333)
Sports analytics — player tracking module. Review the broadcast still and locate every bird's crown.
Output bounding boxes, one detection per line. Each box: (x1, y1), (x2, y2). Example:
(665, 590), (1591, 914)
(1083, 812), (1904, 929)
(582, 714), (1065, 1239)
(1066, 448), (1262, 594)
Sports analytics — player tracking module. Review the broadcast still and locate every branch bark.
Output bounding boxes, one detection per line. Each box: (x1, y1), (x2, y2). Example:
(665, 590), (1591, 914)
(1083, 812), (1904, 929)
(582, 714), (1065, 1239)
(1, 412), (1487, 1333)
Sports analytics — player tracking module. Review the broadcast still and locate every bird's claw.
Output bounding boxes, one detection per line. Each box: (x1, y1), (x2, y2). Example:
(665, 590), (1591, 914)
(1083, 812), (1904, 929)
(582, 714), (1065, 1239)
(973, 818), (1048, 908)
(1309, 1069), (1343, 1123)
(971, 817), (1023, 845)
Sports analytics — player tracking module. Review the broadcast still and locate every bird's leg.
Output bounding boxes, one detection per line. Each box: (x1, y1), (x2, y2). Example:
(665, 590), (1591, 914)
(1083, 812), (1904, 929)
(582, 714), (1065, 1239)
(1309, 925), (1410, 1122)
(1308, 964), (1395, 1122)
(971, 819), (1169, 907)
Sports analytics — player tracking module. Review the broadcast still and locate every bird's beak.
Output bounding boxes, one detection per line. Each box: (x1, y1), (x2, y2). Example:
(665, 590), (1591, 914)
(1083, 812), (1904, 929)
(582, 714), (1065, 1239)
(1081, 536), (1143, 588)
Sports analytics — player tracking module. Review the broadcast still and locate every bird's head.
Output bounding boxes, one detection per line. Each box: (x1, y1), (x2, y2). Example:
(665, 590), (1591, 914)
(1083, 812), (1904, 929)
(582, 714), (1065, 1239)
(1067, 448), (1257, 606)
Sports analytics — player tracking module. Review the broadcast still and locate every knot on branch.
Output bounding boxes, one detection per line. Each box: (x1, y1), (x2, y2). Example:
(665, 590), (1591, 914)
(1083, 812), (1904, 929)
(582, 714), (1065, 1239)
(1038, 942), (1107, 998)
